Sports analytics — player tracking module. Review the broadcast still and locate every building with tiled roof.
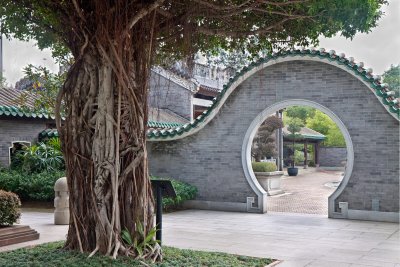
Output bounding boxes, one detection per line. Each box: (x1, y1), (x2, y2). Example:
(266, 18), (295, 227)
(150, 62), (231, 120)
(282, 126), (326, 141)
(0, 87), (54, 166)
(0, 85), (191, 166)
(0, 87), (36, 107)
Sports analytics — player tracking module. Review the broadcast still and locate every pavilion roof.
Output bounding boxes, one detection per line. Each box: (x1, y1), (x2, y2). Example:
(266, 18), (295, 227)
(282, 126), (326, 141)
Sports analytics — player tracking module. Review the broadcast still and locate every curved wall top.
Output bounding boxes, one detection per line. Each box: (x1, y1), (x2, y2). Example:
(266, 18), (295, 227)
(148, 51), (399, 221)
(148, 48), (399, 141)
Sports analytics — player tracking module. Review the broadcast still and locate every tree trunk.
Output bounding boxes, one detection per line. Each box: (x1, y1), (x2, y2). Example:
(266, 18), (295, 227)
(57, 40), (160, 260)
(292, 139), (295, 168)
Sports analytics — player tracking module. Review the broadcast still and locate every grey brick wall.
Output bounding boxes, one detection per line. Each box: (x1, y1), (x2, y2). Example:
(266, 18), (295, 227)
(148, 60), (399, 214)
(319, 147), (347, 167)
(0, 118), (49, 167)
(149, 71), (194, 120)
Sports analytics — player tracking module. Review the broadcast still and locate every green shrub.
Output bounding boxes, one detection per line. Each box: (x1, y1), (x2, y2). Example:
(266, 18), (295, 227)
(308, 160), (316, 167)
(252, 162), (277, 172)
(150, 177), (197, 211)
(13, 138), (64, 173)
(0, 169), (65, 201)
(0, 190), (21, 226)
(294, 150), (305, 165)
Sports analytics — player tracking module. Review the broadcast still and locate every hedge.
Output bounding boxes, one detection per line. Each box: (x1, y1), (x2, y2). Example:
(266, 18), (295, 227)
(0, 169), (65, 201)
(0, 169), (197, 211)
(251, 162), (277, 172)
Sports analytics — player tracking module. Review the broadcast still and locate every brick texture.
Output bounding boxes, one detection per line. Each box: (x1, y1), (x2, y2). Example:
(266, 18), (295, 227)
(149, 71), (194, 120)
(148, 60), (400, 214)
(319, 147), (347, 167)
(0, 118), (49, 167)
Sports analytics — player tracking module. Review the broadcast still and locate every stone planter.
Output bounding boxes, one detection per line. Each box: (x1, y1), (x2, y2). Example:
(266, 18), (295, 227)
(254, 171), (284, 196)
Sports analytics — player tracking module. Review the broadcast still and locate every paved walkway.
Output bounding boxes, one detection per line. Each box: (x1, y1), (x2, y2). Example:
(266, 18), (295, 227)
(1, 210), (399, 267)
(268, 168), (343, 214)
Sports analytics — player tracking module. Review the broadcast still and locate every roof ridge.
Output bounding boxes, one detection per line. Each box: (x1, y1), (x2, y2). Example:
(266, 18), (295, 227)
(0, 105), (54, 120)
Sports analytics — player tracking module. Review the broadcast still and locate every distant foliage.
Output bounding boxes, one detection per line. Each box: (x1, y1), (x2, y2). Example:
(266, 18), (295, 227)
(382, 64), (400, 98)
(0, 190), (21, 226)
(294, 150), (305, 165)
(285, 106), (315, 124)
(13, 65), (66, 115)
(284, 106), (346, 147)
(306, 110), (345, 147)
(204, 47), (269, 72)
(0, 76), (7, 88)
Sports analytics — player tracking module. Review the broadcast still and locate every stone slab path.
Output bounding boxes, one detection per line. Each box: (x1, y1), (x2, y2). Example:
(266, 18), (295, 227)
(267, 168), (343, 215)
(1, 209), (399, 267)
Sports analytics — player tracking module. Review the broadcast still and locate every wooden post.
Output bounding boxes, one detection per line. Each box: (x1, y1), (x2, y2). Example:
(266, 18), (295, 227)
(304, 141), (308, 169)
(279, 110), (284, 171)
(276, 111), (283, 171)
(315, 142), (320, 167)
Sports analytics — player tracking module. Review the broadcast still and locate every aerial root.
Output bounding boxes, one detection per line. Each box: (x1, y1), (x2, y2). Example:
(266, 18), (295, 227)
(88, 245), (99, 258)
(112, 241), (121, 259)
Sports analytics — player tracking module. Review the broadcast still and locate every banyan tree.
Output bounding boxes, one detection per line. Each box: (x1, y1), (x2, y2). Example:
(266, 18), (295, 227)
(0, 0), (386, 261)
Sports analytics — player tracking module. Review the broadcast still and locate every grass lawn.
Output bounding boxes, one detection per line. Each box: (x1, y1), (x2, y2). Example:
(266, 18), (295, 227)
(0, 242), (274, 267)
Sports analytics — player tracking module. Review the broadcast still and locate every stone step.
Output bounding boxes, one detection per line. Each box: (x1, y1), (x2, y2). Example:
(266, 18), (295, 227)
(0, 225), (31, 235)
(0, 225), (40, 247)
(0, 229), (38, 240)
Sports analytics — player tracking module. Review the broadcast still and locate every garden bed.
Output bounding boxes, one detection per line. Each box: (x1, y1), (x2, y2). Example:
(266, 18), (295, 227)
(0, 241), (274, 267)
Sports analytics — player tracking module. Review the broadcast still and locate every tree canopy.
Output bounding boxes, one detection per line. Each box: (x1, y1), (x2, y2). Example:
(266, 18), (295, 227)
(14, 65), (65, 114)
(284, 107), (346, 147)
(285, 106), (315, 124)
(1, 0), (386, 63)
(306, 110), (345, 147)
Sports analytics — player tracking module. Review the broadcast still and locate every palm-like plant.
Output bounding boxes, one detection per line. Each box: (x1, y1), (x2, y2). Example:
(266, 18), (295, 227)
(17, 138), (64, 172)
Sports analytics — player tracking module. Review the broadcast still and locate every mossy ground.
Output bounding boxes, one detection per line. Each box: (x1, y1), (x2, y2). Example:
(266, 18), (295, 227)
(0, 241), (274, 267)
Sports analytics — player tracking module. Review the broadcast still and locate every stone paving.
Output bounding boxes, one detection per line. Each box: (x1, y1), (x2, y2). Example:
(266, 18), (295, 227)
(1, 209), (399, 267)
(163, 210), (400, 267)
(267, 167), (343, 215)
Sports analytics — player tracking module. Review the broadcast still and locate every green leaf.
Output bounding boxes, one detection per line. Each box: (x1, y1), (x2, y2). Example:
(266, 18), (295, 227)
(121, 228), (133, 246)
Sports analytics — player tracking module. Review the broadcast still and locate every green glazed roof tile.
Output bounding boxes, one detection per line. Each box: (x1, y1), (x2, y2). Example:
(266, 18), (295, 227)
(0, 105), (55, 120)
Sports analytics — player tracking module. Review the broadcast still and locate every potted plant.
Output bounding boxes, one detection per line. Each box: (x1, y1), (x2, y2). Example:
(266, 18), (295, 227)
(252, 162), (284, 196)
(286, 118), (304, 176)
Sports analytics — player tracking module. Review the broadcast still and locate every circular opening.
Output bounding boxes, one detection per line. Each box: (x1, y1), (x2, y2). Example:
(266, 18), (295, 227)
(242, 99), (354, 215)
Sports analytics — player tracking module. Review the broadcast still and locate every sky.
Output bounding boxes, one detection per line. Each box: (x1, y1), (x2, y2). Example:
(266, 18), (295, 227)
(1, 0), (399, 87)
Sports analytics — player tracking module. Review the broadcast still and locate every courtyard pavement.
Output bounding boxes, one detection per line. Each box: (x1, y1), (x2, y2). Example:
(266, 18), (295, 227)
(1, 209), (399, 267)
(0, 170), (397, 266)
(268, 167), (343, 214)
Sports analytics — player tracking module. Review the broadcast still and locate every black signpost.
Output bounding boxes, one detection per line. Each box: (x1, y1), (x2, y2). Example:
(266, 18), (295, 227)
(151, 179), (176, 245)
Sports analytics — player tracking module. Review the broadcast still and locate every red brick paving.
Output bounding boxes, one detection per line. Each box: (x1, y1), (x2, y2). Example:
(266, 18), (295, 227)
(267, 168), (343, 215)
